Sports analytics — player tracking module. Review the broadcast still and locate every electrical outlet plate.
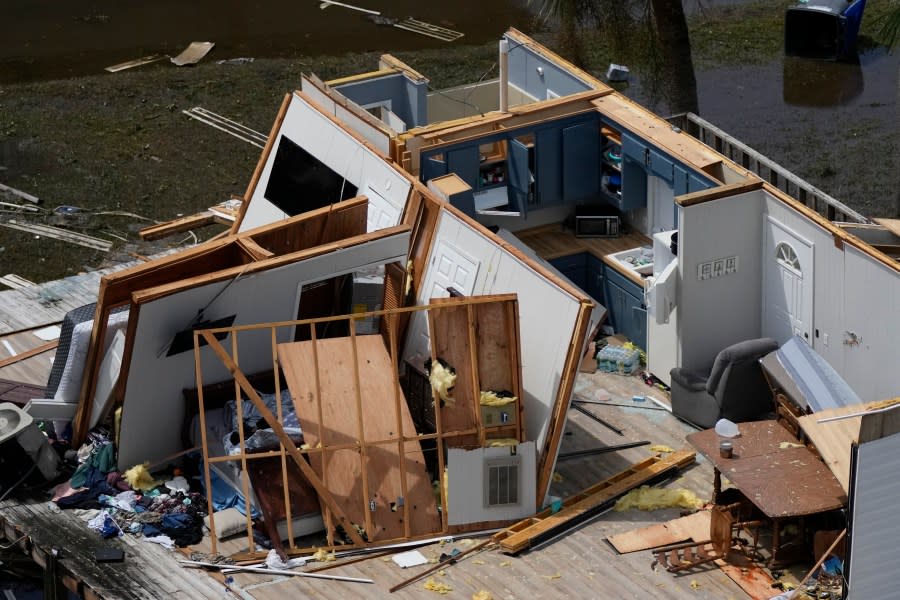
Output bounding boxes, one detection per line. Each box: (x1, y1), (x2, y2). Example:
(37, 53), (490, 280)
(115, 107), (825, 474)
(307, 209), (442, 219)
(697, 256), (739, 280)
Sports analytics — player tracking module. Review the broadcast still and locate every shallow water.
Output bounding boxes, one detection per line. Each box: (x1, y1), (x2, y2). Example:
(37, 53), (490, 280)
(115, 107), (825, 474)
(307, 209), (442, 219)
(0, 0), (533, 84)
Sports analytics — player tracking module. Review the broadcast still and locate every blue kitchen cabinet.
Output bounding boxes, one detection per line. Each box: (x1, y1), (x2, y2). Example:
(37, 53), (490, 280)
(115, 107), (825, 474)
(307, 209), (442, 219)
(446, 146), (480, 190)
(562, 122), (600, 202)
(604, 266), (647, 350)
(586, 254), (606, 306)
(549, 253), (587, 290)
(675, 165), (716, 195)
(536, 127), (563, 207)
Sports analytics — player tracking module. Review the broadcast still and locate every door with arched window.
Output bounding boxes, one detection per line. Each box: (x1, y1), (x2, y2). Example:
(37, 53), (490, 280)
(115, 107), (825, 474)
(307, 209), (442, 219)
(763, 217), (814, 344)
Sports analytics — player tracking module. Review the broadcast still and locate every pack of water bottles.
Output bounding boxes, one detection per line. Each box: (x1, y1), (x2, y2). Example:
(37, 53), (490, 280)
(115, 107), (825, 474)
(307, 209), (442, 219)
(596, 344), (641, 375)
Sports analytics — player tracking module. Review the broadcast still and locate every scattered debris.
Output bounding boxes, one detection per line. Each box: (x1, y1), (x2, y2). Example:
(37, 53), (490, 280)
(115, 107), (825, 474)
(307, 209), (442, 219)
(393, 18), (464, 42)
(182, 107), (267, 148)
(367, 15), (464, 42)
(472, 591), (493, 600)
(494, 452), (696, 554)
(0, 274), (36, 290)
(605, 63), (630, 82)
(104, 54), (167, 73)
(423, 577), (453, 594)
(180, 560), (373, 583)
(216, 57), (255, 65)
(170, 42), (215, 66)
(0, 182), (39, 204)
(0, 220), (112, 252)
(393, 550), (429, 568)
(319, 0), (380, 15)
(779, 441), (804, 449)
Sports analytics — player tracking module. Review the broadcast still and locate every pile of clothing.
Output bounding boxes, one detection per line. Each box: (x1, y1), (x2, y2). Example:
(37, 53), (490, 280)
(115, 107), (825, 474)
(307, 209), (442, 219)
(51, 431), (207, 548)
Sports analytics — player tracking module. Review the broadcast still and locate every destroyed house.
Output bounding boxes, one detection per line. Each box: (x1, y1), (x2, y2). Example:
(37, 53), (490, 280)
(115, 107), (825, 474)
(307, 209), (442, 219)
(0, 28), (898, 600)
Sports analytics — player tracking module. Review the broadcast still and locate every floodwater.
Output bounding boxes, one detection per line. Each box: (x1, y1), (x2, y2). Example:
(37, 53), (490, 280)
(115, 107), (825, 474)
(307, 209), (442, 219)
(0, 0), (533, 84)
(0, 0), (897, 220)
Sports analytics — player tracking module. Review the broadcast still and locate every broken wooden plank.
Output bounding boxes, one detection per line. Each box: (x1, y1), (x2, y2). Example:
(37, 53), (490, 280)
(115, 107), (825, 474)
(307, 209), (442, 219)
(495, 450), (696, 554)
(0, 340), (59, 369)
(0, 274), (36, 290)
(608, 510), (711, 554)
(104, 54), (167, 73)
(393, 18), (464, 42)
(319, 0), (380, 15)
(138, 212), (217, 241)
(0, 220), (112, 252)
(183, 107), (267, 148)
(0, 182), (39, 204)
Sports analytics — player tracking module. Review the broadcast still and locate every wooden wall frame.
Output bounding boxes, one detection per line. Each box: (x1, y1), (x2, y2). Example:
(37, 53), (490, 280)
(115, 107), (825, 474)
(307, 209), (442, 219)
(194, 295), (524, 557)
(72, 198), (370, 446)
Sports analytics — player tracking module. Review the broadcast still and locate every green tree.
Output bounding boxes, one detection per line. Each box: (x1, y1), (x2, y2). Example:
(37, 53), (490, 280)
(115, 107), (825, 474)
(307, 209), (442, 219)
(532, 0), (699, 114)
(881, 1), (900, 215)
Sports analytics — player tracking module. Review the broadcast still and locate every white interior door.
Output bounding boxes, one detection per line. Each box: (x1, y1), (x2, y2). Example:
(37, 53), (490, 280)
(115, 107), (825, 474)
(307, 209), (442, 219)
(404, 240), (480, 362)
(763, 217), (813, 344)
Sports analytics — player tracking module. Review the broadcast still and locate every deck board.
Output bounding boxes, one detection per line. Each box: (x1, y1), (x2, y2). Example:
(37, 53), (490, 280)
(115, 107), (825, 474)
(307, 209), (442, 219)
(0, 358), (755, 599)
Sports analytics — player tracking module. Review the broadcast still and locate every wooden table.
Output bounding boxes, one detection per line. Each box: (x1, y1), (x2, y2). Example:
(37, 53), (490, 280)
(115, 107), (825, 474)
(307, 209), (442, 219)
(687, 421), (846, 565)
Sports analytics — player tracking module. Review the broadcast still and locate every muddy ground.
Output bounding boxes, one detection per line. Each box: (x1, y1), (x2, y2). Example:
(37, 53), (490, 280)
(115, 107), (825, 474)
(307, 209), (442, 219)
(0, 0), (897, 283)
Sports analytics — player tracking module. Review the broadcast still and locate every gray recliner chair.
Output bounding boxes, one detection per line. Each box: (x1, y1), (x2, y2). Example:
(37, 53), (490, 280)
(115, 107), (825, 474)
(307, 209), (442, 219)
(669, 338), (780, 429)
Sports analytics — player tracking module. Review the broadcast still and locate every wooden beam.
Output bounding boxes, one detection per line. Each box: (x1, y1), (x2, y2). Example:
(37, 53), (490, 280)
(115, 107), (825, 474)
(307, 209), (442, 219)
(535, 300), (593, 503)
(200, 331), (366, 546)
(496, 450), (696, 554)
(676, 179), (765, 208)
(0, 340), (58, 369)
(235, 237), (274, 261)
(138, 212), (217, 241)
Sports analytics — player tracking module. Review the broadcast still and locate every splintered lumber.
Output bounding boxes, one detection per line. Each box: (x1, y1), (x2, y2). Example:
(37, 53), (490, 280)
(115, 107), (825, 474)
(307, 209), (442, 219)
(0, 274), (36, 290)
(179, 560), (374, 584)
(138, 212), (218, 241)
(0, 340), (59, 369)
(0, 220), (112, 251)
(389, 539), (492, 593)
(608, 509), (711, 554)
(0, 182), (39, 204)
(393, 18), (464, 42)
(493, 450), (696, 554)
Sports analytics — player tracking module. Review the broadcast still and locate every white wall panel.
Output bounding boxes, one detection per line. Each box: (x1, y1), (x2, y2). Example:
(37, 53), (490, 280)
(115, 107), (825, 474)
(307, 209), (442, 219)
(405, 211), (583, 452)
(848, 431), (900, 599)
(239, 93), (408, 233)
(678, 190), (765, 371)
(117, 231), (410, 469)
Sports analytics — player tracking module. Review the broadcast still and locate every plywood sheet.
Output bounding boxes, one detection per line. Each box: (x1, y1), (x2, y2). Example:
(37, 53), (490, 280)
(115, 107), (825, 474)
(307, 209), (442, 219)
(798, 399), (900, 493)
(428, 303), (480, 447)
(278, 335), (440, 542)
(607, 510), (711, 554)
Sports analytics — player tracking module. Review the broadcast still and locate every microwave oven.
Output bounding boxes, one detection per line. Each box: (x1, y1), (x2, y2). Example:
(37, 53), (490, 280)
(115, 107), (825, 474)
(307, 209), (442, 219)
(575, 214), (620, 238)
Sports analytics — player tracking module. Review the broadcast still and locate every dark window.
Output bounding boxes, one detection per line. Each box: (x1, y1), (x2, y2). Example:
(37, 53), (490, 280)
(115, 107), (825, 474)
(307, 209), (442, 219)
(264, 136), (358, 215)
(166, 314), (236, 357)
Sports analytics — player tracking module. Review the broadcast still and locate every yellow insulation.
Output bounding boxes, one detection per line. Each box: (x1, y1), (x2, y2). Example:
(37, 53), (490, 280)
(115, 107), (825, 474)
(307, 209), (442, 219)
(613, 485), (703, 512)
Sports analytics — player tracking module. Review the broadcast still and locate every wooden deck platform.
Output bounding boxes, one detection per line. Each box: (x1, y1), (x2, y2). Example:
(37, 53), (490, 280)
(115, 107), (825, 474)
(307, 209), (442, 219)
(0, 362), (757, 599)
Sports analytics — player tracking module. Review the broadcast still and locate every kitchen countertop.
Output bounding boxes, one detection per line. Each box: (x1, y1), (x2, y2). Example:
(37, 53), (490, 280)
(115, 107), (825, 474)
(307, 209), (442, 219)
(514, 223), (653, 287)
